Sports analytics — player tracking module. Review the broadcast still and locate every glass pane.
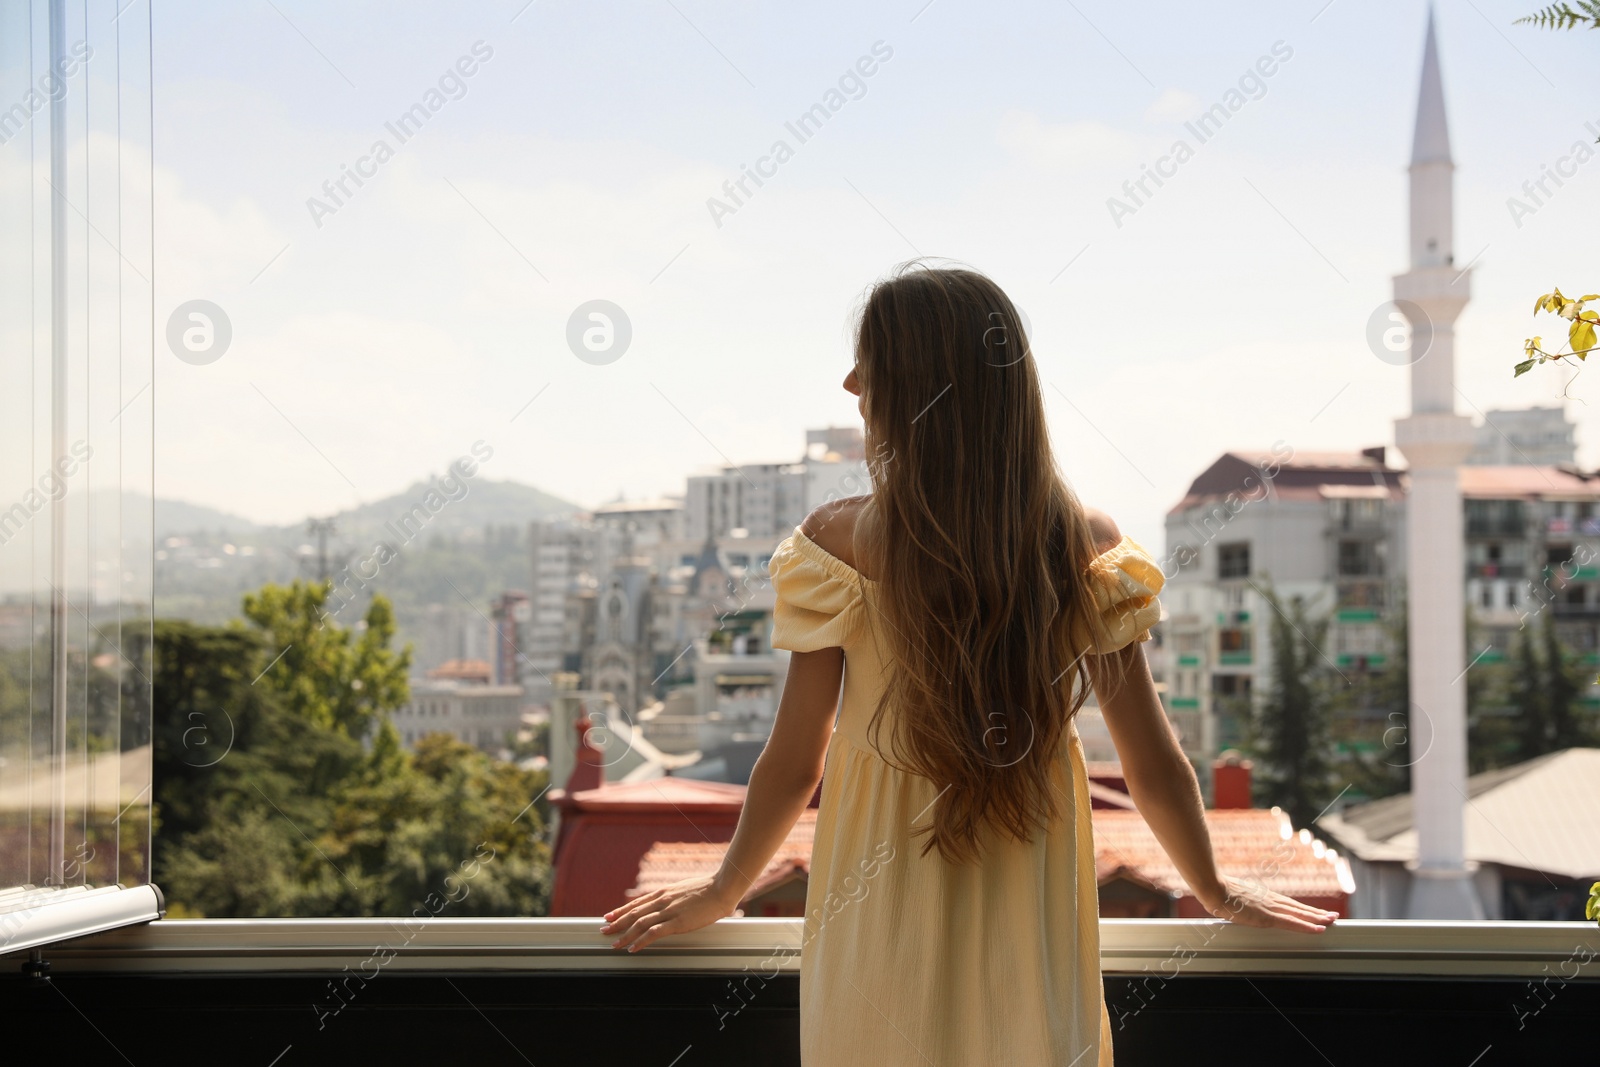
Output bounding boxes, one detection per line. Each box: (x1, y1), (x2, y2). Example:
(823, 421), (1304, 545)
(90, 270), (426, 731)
(0, 0), (154, 924)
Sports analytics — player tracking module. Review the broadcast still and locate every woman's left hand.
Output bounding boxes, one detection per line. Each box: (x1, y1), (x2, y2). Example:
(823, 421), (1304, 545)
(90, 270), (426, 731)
(601, 876), (742, 952)
(1198, 875), (1339, 933)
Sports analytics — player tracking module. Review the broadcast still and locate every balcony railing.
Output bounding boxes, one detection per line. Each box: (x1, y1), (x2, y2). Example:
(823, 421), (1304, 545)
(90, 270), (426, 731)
(7, 918), (1597, 1065)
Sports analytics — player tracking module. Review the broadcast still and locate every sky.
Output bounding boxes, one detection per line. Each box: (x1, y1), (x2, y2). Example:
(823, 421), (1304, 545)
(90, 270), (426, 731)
(147, 0), (1600, 551)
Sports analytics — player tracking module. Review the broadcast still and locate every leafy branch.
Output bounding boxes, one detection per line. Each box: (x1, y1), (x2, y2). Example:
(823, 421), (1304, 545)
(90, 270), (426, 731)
(1516, 288), (1600, 377)
(1516, 1), (1600, 30)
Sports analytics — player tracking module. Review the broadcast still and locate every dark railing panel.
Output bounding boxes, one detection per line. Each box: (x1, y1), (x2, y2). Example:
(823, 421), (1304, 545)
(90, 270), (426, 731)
(6, 919), (1598, 1066)
(13, 972), (804, 1067)
(12, 969), (1599, 1065)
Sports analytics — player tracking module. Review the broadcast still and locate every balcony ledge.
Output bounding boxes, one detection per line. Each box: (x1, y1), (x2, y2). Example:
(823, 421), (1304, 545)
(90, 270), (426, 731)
(9, 917), (1596, 978)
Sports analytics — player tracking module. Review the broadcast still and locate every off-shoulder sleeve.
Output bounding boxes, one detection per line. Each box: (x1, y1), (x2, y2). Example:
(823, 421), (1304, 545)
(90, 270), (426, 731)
(768, 529), (865, 652)
(1072, 534), (1165, 655)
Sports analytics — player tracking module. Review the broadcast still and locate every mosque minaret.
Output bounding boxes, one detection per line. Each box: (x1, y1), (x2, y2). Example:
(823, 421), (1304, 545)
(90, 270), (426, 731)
(1392, 9), (1484, 919)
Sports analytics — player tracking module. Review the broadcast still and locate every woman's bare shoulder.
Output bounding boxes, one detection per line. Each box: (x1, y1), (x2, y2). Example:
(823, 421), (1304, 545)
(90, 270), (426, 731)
(1083, 506), (1122, 554)
(800, 495), (872, 573)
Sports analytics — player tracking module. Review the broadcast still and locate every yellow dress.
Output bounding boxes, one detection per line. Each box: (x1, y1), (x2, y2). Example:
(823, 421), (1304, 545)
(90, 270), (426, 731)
(768, 527), (1165, 1067)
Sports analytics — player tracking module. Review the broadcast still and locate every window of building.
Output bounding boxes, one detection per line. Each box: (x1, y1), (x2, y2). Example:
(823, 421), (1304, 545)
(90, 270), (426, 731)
(1466, 499), (1526, 537)
(1211, 673), (1252, 697)
(1333, 497), (1384, 528)
(1219, 628), (1251, 653)
(1338, 538), (1383, 577)
(1217, 542), (1250, 579)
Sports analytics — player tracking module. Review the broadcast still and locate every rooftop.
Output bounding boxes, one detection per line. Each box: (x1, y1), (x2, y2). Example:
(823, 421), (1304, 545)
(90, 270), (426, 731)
(1169, 450), (1403, 514)
(1095, 807), (1355, 902)
(1457, 465), (1597, 500)
(619, 796), (1352, 911)
(423, 658), (493, 683)
(633, 809), (818, 901)
(556, 776), (748, 814)
(1318, 748), (1600, 879)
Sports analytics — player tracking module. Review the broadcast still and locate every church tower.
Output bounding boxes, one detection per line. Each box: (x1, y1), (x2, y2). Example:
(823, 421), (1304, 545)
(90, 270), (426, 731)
(1391, 9), (1483, 918)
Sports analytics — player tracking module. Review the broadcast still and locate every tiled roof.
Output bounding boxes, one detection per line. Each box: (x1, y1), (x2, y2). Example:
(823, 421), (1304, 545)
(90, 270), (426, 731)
(626, 806), (1351, 905)
(1087, 781), (1137, 810)
(1094, 808), (1355, 899)
(632, 809), (818, 901)
(424, 658), (492, 681)
(561, 777), (748, 813)
(1458, 465), (1597, 500)
(1318, 747), (1600, 879)
(1168, 451), (1404, 515)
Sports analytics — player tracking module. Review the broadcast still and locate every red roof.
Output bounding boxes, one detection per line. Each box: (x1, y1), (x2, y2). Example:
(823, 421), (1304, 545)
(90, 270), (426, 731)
(1087, 781), (1137, 810)
(609, 802), (1350, 918)
(549, 776), (747, 916)
(1458, 465), (1596, 499)
(425, 658), (492, 682)
(1084, 761), (1128, 795)
(1094, 807), (1353, 909)
(559, 777), (747, 813)
(632, 809), (817, 902)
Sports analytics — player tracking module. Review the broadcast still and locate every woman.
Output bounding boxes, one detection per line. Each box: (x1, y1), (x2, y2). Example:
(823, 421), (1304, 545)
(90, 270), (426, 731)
(602, 264), (1335, 1064)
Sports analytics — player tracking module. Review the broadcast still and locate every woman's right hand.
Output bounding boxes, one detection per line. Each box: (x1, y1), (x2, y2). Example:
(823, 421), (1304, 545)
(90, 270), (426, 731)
(1198, 875), (1339, 933)
(600, 876), (742, 953)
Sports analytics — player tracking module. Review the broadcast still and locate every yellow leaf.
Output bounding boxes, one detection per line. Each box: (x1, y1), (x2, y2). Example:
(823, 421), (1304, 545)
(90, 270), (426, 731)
(1572, 320), (1598, 354)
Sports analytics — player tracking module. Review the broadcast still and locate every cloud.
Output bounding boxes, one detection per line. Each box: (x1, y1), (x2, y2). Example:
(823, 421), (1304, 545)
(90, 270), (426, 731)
(995, 111), (1142, 172)
(1144, 89), (1202, 124)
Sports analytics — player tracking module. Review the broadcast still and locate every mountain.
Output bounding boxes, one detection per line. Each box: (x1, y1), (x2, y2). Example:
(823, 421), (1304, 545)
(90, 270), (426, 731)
(153, 497), (262, 539)
(145, 477), (582, 667)
(331, 476), (578, 544)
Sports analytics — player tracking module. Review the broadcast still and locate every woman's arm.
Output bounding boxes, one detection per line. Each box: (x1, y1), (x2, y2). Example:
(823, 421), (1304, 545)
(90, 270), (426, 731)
(602, 645), (843, 951)
(1082, 511), (1336, 933)
(1088, 642), (1334, 932)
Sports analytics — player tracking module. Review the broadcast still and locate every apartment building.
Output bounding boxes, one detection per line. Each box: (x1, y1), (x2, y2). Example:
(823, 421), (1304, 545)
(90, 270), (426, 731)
(1161, 433), (1600, 768)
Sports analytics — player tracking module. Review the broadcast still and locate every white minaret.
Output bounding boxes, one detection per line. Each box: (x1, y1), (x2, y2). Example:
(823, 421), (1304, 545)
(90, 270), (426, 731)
(1392, 10), (1484, 919)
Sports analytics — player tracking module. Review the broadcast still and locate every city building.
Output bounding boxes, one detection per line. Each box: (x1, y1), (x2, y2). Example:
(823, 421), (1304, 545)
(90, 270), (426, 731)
(520, 431), (857, 752)
(1160, 447), (1407, 761)
(526, 518), (611, 705)
(391, 659), (527, 755)
(490, 590), (530, 687)
(410, 601), (491, 676)
(1465, 405), (1576, 467)
(1159, 446), (1600, 776)
(1460, 465), (1600, 662)
(684, 426), (870, 544)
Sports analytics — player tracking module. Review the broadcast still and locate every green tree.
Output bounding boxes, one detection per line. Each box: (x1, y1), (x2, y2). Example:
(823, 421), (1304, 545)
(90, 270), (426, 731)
(241, 580), (412, 739)
(1540, 613), (1593, 749)
(1248, 581), (1340, 827)
(153, 586), (552, 918)
(1333, 594), (1411, 802)
(1471, 612), (1598, 770)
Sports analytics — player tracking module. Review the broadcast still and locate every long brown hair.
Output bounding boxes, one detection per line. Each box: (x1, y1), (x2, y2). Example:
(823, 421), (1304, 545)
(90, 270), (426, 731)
(852, 263), (1124, 864)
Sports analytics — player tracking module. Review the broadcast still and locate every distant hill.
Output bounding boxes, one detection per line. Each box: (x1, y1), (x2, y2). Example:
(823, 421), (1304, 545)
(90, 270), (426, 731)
(153, 497), (262, 539)
(143, 476), (582, 656)
(147, 476), (578, 544)
(333, 476), (579, 542)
